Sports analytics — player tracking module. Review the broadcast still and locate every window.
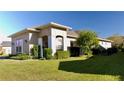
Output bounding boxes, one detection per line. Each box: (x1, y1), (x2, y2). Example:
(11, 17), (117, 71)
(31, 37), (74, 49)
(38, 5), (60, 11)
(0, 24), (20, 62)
(56, 36), (63, 50)
(16, 46), (22, 53)
(16, 39), (23, 53)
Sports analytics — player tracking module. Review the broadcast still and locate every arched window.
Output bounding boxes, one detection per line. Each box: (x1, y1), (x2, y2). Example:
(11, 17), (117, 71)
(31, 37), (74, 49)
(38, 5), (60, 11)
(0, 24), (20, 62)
(56, 36), (63, 50)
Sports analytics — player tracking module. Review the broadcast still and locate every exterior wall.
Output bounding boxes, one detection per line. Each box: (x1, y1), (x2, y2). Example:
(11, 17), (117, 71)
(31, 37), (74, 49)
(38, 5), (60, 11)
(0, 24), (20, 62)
(67, 37), (76, 47)
(99, 41), (112, 49)
(50, 28), (67, 55)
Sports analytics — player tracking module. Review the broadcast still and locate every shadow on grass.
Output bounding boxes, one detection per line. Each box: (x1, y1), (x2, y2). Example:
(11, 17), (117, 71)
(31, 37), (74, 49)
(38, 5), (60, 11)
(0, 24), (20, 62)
(58, 53), (124, 80)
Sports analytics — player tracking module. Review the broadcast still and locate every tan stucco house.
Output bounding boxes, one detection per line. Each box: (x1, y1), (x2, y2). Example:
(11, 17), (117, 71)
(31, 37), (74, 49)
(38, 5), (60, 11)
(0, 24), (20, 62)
(9, 22), (112, 57)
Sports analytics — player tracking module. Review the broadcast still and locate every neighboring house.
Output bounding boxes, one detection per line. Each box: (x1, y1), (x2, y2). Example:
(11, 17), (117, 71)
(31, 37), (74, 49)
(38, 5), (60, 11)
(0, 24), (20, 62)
(0, 41), (11, 55)
(0, 45), (2, 55)
(9, 22), (112, 57)
(98, 38), (112, 49)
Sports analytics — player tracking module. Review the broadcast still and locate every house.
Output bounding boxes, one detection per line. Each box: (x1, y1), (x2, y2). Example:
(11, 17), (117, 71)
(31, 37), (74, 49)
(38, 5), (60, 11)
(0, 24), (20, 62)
(98, 38), (112, 49)
(9, 22), (112, 57)
(0, 41), (11, 55)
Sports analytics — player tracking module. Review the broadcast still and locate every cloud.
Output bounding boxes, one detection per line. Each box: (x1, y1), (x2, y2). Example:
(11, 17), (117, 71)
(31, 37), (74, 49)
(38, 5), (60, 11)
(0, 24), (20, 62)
(0, 32), (11, 44)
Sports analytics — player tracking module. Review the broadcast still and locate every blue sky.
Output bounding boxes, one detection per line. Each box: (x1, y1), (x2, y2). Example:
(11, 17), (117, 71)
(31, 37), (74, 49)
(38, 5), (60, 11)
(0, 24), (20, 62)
(0, 11), (124, 38)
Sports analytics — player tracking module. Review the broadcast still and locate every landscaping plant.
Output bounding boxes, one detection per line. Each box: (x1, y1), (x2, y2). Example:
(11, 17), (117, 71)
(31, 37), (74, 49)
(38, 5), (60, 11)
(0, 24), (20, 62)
(77, 30), (99, 55)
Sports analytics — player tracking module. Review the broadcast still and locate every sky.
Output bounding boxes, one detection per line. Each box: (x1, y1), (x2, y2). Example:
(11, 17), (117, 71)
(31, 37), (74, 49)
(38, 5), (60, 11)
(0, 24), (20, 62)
(0, 11), (124, 39)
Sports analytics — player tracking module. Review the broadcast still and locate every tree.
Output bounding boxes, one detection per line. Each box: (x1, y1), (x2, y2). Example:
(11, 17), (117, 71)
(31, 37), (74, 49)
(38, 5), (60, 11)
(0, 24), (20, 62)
(76, 30), (99, 55)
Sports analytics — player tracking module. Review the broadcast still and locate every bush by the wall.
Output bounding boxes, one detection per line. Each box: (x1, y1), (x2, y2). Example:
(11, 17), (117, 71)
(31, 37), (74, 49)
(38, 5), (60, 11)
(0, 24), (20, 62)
(92, 47), (107, 55)
(92, 48), (101, 55)
(31, 45), (41, 59)
(107, 47), (118, 55)
(9, 54), (16, 58)
(121, 48), (124, 52)
(44, 48), (52, 59)
(38, 45), (41, 58)
(55, 51), (70, 59)
(92, 47), (118, 56)
(120, 45), (124, 52)
(11, 54), (31, 60)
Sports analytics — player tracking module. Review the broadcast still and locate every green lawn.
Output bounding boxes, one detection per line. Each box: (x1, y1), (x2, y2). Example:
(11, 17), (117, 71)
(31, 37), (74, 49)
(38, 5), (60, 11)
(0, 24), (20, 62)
(0, 53), (124, 80)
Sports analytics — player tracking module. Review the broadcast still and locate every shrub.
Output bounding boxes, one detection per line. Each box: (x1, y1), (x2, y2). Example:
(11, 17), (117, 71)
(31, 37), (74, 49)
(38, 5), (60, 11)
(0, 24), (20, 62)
(92, 47), (118, 56)
(44, 48), (52, 59)
(55, 51), (70, 59)
(69, 47), (80, 57)
(92, 47), (107, 55)
(31, 45), (41, 59)
(107, 47), (118, 55)
(9, 54), (16, 58)
(11, 54), (31, 60)
(92, 48), (101, 55)
(120, 45), (124, 52)
(121, 48), (124, 52)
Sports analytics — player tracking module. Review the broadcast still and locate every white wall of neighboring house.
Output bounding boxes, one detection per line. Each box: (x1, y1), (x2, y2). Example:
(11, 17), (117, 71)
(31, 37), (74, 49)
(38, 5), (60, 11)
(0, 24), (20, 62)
(2, 47), (11, 54)
(99, 41), (112, 49)
(0, 33), (11, 55)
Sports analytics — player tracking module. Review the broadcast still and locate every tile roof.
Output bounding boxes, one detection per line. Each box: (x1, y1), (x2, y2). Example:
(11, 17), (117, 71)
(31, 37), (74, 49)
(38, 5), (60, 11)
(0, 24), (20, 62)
(67, 31), (79, 38)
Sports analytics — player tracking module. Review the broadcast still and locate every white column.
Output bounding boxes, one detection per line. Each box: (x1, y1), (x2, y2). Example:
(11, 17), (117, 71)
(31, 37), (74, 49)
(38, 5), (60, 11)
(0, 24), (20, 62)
(38, 38), (43, 58)
(21, 39), (23, 53)
(63, 36), (67, 51)
(29, 44), (33, 55)
(48, 36), (56, 56)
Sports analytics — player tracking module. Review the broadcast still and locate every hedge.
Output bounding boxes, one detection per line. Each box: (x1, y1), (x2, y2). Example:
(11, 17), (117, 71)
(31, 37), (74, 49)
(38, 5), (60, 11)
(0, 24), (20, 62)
(44, 48), (52, 59)
(92, 47), (118, 56)
(10, 54), (31, 60)
(31, 45), (41, 59)
(121, 48), (124, 52)
(55, 51), (70, 59)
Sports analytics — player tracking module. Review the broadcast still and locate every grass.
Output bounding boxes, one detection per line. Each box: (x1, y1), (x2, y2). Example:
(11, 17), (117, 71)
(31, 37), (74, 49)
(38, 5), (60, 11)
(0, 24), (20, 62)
(0, 53), (124, 80)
